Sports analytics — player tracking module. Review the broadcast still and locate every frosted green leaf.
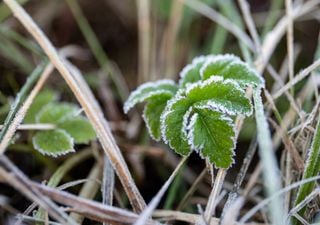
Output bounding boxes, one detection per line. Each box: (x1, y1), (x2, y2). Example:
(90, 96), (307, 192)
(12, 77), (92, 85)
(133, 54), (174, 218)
(123, 79), (177, 113)
(36, 102), (79, 123)
(58, 116), (96, 144)
(179, 56), (208, 88)
(24, 89), (57, 123)
(161, 95), (192, 155)
(186, 76), (252, 116)
(200, 54), (264, 88)
(32, 129), (74, 157)
(187, 107), (235, 168)
(143, 95), (172, 140)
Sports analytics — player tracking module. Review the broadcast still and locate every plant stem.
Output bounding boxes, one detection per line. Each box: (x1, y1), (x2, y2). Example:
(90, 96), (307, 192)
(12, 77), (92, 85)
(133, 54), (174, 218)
(204, 168), (226, 224)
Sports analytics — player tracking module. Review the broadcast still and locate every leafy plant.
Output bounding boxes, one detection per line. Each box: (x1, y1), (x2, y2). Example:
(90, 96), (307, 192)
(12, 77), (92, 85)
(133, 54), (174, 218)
(124, 54), (264, 169)
(25, 90), (96, 157)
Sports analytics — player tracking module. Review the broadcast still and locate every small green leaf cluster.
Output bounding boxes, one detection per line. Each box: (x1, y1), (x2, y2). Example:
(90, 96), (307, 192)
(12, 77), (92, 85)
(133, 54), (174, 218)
(124, 54), (264, 169)
(25, 90), (96, 157)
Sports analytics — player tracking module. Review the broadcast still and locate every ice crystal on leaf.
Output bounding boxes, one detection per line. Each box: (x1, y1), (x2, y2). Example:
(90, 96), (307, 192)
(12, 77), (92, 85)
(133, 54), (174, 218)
(124, 54), (264, 168)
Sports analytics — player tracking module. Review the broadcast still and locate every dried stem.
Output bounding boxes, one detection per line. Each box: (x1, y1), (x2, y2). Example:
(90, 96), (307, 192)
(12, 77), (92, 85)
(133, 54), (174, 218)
(204, 168), (227, 224)
(3, 0), (146, 212)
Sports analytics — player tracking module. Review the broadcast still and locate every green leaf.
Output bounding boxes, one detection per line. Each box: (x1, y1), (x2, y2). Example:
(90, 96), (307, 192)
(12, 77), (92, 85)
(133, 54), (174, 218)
(24, 89), (57, 123)
(123, 79), (177, 113)
(179, 56), (208, 88)
(161, 95), (192, 155)
(187, 107), (235, 168)
(143, 95), (172, 140)
(201, 54), (264, 88)
(186, 76), (252, 116)
(32, 129), (74, 157)
(36, 102), (79, 123)
(161, 76), (252, 161)
(58, 116), (96, 144)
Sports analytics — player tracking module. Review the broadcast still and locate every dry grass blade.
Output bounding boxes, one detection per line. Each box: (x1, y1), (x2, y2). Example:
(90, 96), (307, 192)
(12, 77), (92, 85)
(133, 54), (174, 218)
(136, 0), (151, 83)
(255, 0), (320, 72)
(182, 0), (255, 51)
(0, 157), (78, 225)
(0, 63), (53, 155)
(273, 56), (320, 99)
(3, 0), (146, 212)
(220, 197), (244, 225)
(239, 175), (320, 223)
(134, 157), (187, 225)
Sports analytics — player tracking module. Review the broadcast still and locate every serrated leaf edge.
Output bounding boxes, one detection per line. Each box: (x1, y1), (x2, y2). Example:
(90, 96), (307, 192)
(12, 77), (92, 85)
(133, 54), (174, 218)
(160, 94), (187, 146)
(178, 56), (208, 85)
(123, 79), (176, 113)
(199, 54), (265, 88)
(185, 76), (252, 116)
(32, 129), (75, 157)
(186, 110), (237, 169)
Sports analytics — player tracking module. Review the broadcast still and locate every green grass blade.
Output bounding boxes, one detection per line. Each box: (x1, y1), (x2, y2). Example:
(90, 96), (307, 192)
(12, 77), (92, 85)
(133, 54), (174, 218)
(0, 34), (33, 73)
(292, 113), (320, 223)
(0, 59), (48, 142)
(253, 88), (284, 225)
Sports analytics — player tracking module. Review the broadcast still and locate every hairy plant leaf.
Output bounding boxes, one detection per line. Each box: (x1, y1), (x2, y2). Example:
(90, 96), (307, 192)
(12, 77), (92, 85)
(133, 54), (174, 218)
(186, 76), (252, 116)
(179, 56), (209, 88)
(200, 54), (264, 88)
(161, 76), (252, 164)
(36, 102), (79, 124)
(187, 107), (235, 168)
(58, 116), (96, 144)
(123, 79), (177, 113)
(143, 95), (172, 140)
(161, 95), (192, 155)
(24, 89), (57, 123)
(32, 129), (74, 157)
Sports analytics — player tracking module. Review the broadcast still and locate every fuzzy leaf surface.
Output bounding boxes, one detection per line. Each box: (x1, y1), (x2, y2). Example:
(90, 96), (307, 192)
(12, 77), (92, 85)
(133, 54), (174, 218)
(36, 102), (79, 123)
(123, 79), (177, 113)
(24, 89), (57, 123)
(32, 129), (74, 157)
(186, 76), (252, 116)
(201, 54), (264, 88)
(58, 116), (96, 144)
(179, 56), (208, 88)
(187, 107), (235, 168)
(143, 95), (172, 140)
(161, 96), (192, 155)
(162, 77), (251, 161)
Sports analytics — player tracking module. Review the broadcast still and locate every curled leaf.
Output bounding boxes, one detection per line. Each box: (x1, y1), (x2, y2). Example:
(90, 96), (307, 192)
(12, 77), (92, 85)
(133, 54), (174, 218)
(123, 79), (177, 113)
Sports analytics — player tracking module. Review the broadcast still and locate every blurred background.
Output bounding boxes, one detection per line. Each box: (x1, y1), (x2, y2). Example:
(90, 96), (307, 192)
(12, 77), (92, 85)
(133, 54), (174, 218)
(0, 0), (320, 224)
